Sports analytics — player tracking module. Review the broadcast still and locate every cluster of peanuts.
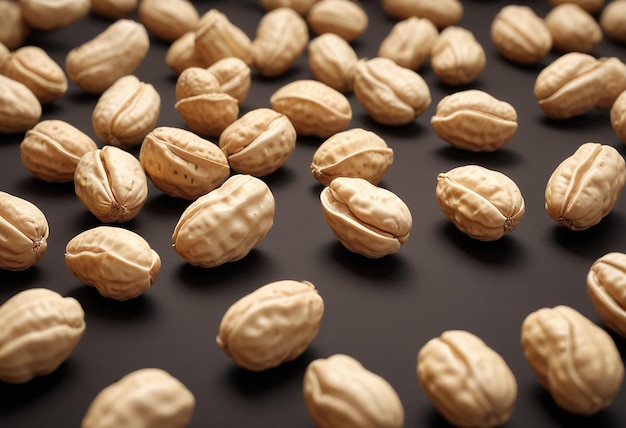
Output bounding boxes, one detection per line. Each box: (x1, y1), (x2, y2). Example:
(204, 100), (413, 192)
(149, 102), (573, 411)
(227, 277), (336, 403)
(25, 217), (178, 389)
(1, 0), (626, 426)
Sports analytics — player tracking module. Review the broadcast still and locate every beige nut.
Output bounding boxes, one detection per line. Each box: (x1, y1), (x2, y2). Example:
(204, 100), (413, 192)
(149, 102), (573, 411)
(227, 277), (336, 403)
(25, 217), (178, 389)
(92, 75), (161, 149)
(0, 191), (48, 271)
(1, 46), (67, 104)
(354, 57), (431, 126)
(20, 0), (90, 30)
(534, 52), (605, 119)
(195, 9), (253, 66)
(206, 57), (252, 104)
(65, 19), (150, 94)
(436, 165), (525, 241)
(545, 3), (602, 53)
(165, 32), (208, 76)
(66, 226), (161, 301)
(270, 79), (352, 138)
(611, 90), (626, 142)
(304, 354), (404, 428)
(0, 288), (85, 384)
(310, 128), (393, 186)
(587, 252), (626, 337)
(0, 74), (42, 134)
(320, 177), (412, 258)
(74, 146), (148, 223)
(545, 142), (626, 230)
(217, 280), (324, 371)
(261, 0), (317, 14)
(82, 368), (195, 428)
(219, 108), (296, 176)
(431, 89), (518, 152)
(175, 66), (220, 100)
(417, 330), (517, 428)
(252, 7), (309, 77)
(0, 42), (9, 70)
(597, 57), (626, 110)
(521, 305), (624, 415)
(90, 0), (138, 19)
(0, 0), (29, 50)
(172, 174), (275, 267)
(308, 33), (358, 93)
(175, 91), (239, 138)
(549, 0), (605, 14)
(381, 0), (462, 28)
(601, 0), (626, 43)
(139, 126), (230, 200)
(378, 16), (439, 71)
(490, 5), (552, 65)
(138, 0), (199, 42)
(431, 26), (485, 86)
(306, 0), (368, 42)
(20, 119), (98, 183)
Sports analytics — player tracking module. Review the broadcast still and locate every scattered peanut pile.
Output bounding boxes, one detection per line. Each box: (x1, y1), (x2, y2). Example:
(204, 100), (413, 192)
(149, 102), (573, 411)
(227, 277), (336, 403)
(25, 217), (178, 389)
(1, 0), (626, 427)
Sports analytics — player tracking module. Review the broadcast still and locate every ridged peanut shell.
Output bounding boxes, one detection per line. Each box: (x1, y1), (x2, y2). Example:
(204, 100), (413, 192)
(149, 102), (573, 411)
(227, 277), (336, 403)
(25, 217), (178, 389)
(0, 74), (41, 134)
(140, 126), (230, 200)
(261, 0), (317, 15)
(82, 368), (195, 428)
(601, 0), (626, 43)
(194, 9), (253, 66)
(431, 89), (518, 152)
(74, 146), (148, 223)
(270, 79), (352, 138)
(320, 177), (412, 258)
(207, 57), (251, 104)
(172, 174), (275, 267)
(417, 330), (517, 428)
(66, 226), (161, 301)
(378, 17), (439, 71)
(0, 288), (85, 383)
(611, 89), (626, 142)
(165, 32), (207, 76)
(0, 191), (48, 271)
(521, 305), (624, 415)
(597, 57), (626, 111)
(175, 66), (220, 100)
(436, 165), (525, 241)
(303, 354), (404, 428)
(545, 142), (626, 230)
(430, 26), (485, 86)
(0, 0), (29, 50)
(587, 252), (626, 337)
(381, 0), (463, 28)
(311, 128), (393, 186)
(308, 33), (358, 93)
(138, 0), (199, 42)
(306, 0), (368, 42)
(92, 75), (161, 148)
(544, 3), (602, 53)
(217, 280), (324, 371)
(20, 119), (98, 183)
(219, 108), (296, 176)
(91, 0), (138, 19)
(175, 92), (239, 138)
(20, 0), (90, 30)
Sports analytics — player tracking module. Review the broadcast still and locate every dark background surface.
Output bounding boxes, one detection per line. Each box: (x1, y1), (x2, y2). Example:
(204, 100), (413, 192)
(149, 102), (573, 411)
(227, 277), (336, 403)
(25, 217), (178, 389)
(1, 0), (626, 426)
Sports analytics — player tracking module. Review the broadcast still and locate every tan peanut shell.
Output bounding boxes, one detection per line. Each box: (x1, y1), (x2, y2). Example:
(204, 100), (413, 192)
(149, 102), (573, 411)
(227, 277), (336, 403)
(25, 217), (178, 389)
(544, 3), (602, 53)
(417, 330), (517, 428)
(1, 46), (67, 104)
(261, 0), (317, 15)
(139, 126), (230, 200)
(549, 0), (605, 14)
(172, 174), (275, 268)
(166, 32), (207, 76)
(490, 5), (552, 65)
(521, 305), (624, 415)
(66, 226), (161, 301)
(310, 128), (393, 186)
(252, 7), (308, 78)
(597, 57), (626, 110)
(175, 66), (220, 100)
(436, 165), (525, 241)
(611, 89), (626, 142)
(0, 288), (85, 383)
(0, 42), (9, 70)
(82, 368), (195, 428)
(431, 89), (518, 152)
(354, 57), (431, 126)
(219, 108), (296, 176)
(303, 354), (404, 428)
(0, 191), (48, 271)
(20, 0), (90, 30)
(217, 280), (324, 371)
(92, 75), (161, 148)
(545, 142), (626, 230)
(195, 9), (253, 66)
(74, 146), (148, 223)
(0, 0), (29, 50)
(270, 79), (352, 138)
(306, 0), (368, 42)
(431, 26), (485, 86)
(320, 177), (412, 258)
(381, 0), (463, 28)
(90, 0), (138, 19)
(534, 52), (605, 119)
(207, 57), (251, 104)
(65, 19), (150, 94)
(308, 33), (358, 93)
(20, 119), (98, 183)
(587, 252), (626, 337)
(175, 91), (239, 138)
(0, 74), (41, 134)
(138, 0), (199, 42)
(601, 0), (626, 43)
(378, 17), (439, 71)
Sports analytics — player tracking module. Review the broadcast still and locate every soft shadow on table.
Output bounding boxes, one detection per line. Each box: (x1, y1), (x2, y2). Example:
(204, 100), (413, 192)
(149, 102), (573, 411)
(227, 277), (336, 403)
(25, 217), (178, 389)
(0, 266), (42, 293)
(355, 114), (428, 141)
(68, 284), (155, 321)
(550, 212), (625, 257)
(540, 110), (611, 133)
(16, 176), (76, 197)
(434, 145), (523, 169)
